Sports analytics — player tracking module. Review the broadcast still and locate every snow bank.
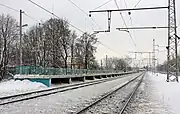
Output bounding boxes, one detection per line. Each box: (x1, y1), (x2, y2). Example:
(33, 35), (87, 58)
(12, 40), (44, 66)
(0, 79), (47, 97)
(148, 72), (180, 114)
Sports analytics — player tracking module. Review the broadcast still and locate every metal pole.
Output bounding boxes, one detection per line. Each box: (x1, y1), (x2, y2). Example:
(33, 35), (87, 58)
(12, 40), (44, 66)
(167, 0), (178, 82)
(149, 52), (151, 71)
(153, 39), (156, 74)
(19, 9), (23, 74)
(101, 59), (103, 70)
(106, 55), (108, 70)
(174, 0), (178, 82)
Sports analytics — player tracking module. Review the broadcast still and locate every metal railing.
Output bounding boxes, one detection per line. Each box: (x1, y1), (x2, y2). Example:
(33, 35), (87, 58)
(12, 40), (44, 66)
(15, 66), (122, 75)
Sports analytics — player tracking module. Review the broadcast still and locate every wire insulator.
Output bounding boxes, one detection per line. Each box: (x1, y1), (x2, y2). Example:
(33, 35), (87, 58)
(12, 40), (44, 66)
(128, 12), (131, 15)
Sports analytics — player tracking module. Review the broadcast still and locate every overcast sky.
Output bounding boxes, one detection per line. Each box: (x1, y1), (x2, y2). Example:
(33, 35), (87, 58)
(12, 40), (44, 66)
(0, 0), (180, 66)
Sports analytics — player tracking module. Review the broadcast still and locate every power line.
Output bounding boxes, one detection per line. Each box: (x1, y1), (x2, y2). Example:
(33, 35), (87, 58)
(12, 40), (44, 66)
(123, 0), (133, 26)
(0, 4), (19, 12)
(28, 0), (120, 56)
(24, 12), (40, 23)
(114, 0), (136, 48)
(0, 2), (120, 57)
(114, 0), (127, 27)
(66, 0), (96, 30)
(93, 0), (113, 10)
(67, 0), (87, 16)
(28, 0), (85, 33)
(123, 0), (128, 8)
(0, 4), (39, 23)
(67, 0), (103, 31)
(97, 41), (121, 55)
(134, 0), (144, 8)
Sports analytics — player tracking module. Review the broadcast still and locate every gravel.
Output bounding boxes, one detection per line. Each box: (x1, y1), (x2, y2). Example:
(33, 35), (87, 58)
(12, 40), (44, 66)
(123, 72), (173, 114)
(0, 73), (141, 114)
(79, 75), (142, 114)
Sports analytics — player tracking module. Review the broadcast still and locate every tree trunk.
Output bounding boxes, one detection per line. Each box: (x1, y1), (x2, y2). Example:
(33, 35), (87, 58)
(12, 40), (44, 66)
(71, 44), (74, 69)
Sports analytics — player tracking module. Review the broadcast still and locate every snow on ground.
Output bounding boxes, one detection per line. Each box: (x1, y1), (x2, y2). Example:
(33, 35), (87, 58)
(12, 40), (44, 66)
(125, 72), (180, 114)
(148, 72), (180, 114)
(0, 79), (47, 97)
(0, 73), (141, 114)
(125, 72), (172, 114)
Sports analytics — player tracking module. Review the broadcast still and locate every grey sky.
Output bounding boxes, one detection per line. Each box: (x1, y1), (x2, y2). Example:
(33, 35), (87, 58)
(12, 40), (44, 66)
(0, 0), (180, 65)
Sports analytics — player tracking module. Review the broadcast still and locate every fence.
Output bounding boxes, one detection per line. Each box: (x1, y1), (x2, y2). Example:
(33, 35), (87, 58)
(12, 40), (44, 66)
(15, 66), (121, 75)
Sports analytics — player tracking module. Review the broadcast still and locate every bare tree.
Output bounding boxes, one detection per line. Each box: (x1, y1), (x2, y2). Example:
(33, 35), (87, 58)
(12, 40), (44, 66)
(0, 14), (18, 79)
(70, 31), (77, 69)
(103, 58), (114, 70)
(0, 14), (102, 78)
(75, 33), (97, 69)
(113, 58), (127, 71)
(22, 18), (71, 70)
(102, 57), (131, 72)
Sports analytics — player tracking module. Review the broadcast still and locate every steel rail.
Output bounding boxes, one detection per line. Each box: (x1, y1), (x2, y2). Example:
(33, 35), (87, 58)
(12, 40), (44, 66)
(75, 72), (145, 114)
(119, 72), (145, 114)
(0, 72), (138, 105)
(0, 72), (134, 100)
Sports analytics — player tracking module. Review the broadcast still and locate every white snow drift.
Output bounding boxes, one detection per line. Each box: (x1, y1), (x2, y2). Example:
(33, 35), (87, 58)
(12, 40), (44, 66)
(0, 79), (47, 97)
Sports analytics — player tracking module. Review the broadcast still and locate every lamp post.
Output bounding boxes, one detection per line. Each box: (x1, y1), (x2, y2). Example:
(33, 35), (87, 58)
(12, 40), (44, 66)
(19, 9), (28, 74)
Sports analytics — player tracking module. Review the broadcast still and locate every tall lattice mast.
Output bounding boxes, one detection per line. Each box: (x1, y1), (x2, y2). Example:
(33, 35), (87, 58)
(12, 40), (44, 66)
(167, 0), (178, 82)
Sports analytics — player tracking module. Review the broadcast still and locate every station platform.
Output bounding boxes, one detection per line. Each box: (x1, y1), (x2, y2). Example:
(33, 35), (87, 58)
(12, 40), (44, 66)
(14, 72), (136, 87)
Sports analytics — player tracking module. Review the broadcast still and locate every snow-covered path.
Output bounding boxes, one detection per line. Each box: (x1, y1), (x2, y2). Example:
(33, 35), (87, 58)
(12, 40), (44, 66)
(149, 72), (180, 114)
(0, 73), (140, 114)
(125, 72), (180, 114)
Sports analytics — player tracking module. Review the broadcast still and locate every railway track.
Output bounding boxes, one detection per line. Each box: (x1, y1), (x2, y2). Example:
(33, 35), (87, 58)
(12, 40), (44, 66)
(0, 72), (139, 106)
(75, 72), (145, 114)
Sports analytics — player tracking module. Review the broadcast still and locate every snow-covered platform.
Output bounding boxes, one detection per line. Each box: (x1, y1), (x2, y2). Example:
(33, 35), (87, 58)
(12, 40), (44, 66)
(14, 72), (136, 87)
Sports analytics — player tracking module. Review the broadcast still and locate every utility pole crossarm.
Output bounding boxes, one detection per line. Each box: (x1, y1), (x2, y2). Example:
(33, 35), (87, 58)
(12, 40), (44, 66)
(129, 51), (153, 54)
(89, 6), (168, 13)
(89, 6), (168, 34)
(116, 26), (173, 30)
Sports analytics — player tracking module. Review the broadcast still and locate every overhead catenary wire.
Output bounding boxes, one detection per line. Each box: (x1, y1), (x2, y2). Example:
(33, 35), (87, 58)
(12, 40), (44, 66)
(28, 0), (86, 33)
(67, 0), (121, 54)
(114, 0), (136, 48)
(66, 0), (94, 31)
(0, 2), (121, 57)
(24, 13), (40, 23)
(123, 0), (128, 8)
(97, 41), (121, 56)
(123, 0), (133, 26)
(67, 0), (87, 17)
(0, 4), (19, 12)
(67, 0), (107, 31)
(134, 0), (144, 8)
(93, 0), (113, 10)
(0, 3), (40, 23)
(28, 0), (121, 56)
